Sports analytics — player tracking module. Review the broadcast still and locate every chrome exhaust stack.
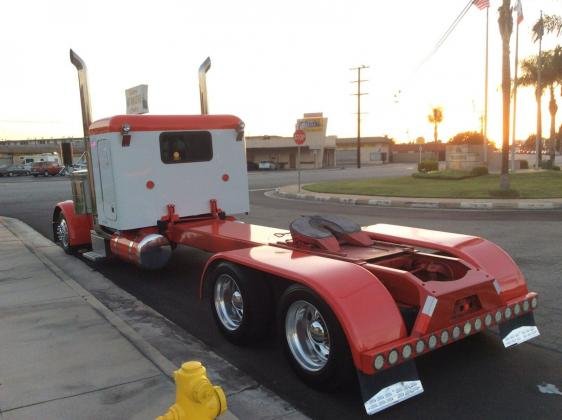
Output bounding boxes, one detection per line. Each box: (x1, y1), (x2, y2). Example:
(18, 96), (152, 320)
(69, 49), (100, 226)
(199, 57), (211, 115)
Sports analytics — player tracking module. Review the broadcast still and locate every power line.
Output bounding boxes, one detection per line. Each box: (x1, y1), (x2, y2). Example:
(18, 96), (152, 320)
(393, 0), (475, 112)
(418, 0), (474, 69)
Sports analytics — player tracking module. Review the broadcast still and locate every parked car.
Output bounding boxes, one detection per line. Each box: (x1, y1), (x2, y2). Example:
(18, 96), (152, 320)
(258, 160), (278, 170)
(31, 161), (62, 177)
(247, 161), (259, 171)
(0, 164), (30, 177)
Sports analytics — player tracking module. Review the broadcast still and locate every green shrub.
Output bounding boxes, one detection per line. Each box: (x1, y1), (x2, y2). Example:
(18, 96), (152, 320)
(418, 160), (438, 173)
(470, 166), (489, 177)
(539, 160), (560, 170)
(519, 160), (529, 170)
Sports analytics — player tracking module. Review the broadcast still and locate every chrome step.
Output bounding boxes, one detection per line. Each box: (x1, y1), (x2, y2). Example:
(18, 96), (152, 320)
(82, 251), (106, 262)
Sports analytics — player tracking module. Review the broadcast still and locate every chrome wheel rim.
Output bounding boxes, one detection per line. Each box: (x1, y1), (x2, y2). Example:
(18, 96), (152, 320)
(57, 218), (69, 249)
(285, 300), (330, 372)
(214, 274), (243, 331)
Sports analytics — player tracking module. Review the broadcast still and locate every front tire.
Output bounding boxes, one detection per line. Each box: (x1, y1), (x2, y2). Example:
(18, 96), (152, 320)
(43, 170), (49, 177)
(279, 285), (354, 390)
(54, 214), (74, 254)
(209, 262), (272, 345)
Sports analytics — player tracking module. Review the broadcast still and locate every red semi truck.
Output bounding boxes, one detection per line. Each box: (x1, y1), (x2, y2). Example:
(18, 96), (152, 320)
(53, 50), (540, 415)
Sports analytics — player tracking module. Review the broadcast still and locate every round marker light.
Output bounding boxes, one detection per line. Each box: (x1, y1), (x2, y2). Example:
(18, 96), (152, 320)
(428, 335), (437, 349)
(504, 307), (512, 319)
(402, 344), (412, 359)
(495, 310), (502, 323)
(452, 326), (461, 339)
(514, 303), (521, 315)
(523, 300), (530, 312)
(374, 354), (384, 370)
(440, 330), (449, 344)
(388, 350), (398, 365)
(474, 318), (482, 331)
(464, 321), (472, 335)
(531, 297), (538, 309)
(416, 340), (425, 354)
(485, 313), (493, 327)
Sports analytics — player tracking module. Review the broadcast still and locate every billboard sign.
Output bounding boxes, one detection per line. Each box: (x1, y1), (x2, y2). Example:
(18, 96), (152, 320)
(296, 118), (323, 132)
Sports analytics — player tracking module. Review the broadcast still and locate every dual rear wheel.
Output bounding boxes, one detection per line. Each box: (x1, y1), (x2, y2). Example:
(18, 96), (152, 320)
(209, 262), (353, 389)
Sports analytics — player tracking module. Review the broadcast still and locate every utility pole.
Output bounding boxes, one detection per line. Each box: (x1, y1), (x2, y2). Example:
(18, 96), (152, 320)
(351, 65), (368, 168)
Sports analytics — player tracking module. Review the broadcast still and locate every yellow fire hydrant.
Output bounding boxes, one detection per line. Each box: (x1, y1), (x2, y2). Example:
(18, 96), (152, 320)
(157, 361), (227, 420)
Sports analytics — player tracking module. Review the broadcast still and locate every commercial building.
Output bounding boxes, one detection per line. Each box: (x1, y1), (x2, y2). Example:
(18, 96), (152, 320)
(245, 113), (336, 169)
(0, 138), (84, 166)
(335, 136), (392, 166)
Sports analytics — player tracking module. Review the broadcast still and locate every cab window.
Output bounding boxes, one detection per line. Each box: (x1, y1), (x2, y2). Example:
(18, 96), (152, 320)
(159, 131), (213, 164)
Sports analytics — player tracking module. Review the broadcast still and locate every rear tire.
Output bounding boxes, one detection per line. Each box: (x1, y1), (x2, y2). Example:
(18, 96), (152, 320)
(279, 284), (354, 390)
(209, 262), (272, 345)
(43, 171), (49, 177)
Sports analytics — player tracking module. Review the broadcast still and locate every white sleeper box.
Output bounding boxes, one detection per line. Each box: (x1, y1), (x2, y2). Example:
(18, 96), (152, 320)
(89, 126), (249, 231)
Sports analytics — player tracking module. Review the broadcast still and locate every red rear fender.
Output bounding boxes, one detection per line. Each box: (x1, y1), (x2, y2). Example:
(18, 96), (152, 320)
(201, 245), (407, 369)
(53, 200), (93, 246)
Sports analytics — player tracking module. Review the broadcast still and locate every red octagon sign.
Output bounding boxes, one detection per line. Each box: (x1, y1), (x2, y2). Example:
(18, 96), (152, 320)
(293, 129), (306, 145)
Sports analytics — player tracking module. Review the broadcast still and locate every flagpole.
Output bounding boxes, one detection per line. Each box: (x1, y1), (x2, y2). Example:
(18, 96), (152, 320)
(483, 6), (489, 165)
(511, 13), (520, 171)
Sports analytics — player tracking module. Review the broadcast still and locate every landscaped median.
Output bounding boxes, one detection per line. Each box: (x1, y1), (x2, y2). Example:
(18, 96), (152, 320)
(303, 171), (562, 199)
(273, 171), (562, 210)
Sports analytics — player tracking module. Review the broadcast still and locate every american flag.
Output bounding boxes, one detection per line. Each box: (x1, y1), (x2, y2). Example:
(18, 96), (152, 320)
(515, 0), (524, 24)
(473, 0), (490, 10)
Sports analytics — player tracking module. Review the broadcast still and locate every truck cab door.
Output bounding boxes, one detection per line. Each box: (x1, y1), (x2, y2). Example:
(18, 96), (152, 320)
(96, 139), (117, 221)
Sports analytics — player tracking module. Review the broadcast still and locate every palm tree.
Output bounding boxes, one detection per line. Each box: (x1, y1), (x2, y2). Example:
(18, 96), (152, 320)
(531, 13), (562, 164)
(519, 48), (562, 162)
(427, 107), (443, 143)
(498, 0), (512, 190)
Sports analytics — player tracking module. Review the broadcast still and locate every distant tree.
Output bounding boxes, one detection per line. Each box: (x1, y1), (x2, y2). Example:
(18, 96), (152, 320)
(448, 131), (496, 148)
(522, 134), (537, 151)
(415, 136), (425, 144)
(427, 107), (443, 143)
(530, 13), (562, 164)
(520, 46), (562, 163)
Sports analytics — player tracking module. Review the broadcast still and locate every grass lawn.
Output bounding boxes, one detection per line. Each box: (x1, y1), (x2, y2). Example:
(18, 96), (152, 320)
(304, 171), (562, 199)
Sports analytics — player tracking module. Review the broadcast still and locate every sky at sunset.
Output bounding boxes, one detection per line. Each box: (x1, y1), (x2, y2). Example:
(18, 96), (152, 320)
(0, 0), (561, 145)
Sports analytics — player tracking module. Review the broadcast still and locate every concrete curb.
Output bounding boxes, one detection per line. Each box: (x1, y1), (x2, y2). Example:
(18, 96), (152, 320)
(272, 186), (562, 211)
(0, 217), (308, 420)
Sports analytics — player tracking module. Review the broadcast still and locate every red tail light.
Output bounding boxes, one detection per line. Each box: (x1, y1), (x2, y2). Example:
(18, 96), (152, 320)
(453, 295), (481, 318)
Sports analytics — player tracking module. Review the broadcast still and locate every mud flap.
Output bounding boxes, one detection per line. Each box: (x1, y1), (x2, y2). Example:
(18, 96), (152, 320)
(499, 312), (540, 348)
(357, 361), (424, 415)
